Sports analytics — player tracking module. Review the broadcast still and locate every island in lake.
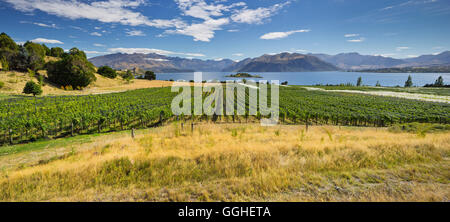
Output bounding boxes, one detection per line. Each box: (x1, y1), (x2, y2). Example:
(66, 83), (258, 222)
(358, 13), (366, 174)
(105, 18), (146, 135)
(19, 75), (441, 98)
(226, 73), (262, 78)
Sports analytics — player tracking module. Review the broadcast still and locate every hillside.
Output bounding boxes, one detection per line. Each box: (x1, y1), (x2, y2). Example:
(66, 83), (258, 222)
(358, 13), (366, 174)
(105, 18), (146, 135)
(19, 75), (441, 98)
(0, 70), (174, 96)
(89, 53), (235, 73)
(225, 53), (338, 72)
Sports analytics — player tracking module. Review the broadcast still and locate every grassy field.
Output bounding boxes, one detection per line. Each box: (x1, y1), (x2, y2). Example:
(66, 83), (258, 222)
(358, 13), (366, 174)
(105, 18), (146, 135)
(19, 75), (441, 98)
(0, 123), (448, 202)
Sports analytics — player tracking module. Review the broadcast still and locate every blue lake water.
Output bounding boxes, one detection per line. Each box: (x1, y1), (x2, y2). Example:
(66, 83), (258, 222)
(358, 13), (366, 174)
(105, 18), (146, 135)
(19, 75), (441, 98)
(156, 72), (450, 87)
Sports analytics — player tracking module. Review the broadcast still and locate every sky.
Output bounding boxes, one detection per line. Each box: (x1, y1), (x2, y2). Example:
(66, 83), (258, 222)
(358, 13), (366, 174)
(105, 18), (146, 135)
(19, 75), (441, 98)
(1, 0), (449, 60)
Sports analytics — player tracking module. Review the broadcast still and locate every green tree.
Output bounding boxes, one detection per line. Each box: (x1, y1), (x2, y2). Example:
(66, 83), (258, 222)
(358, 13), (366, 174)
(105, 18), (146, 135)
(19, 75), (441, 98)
(12, 46), (29, 71)
(356, 76), (362, 86)
(405, 75), (413, 87)
(144, 70), (156, 80)
(50, 47), (65, 58)
(47, 48), (96, 89)
(434, 76), (444, 87)
(24, 41), (45, 71)
(0, 32), (18, 51)
(23, 81), (43, 113)
(98, 66), (117, 79)
(122, 70), (134, 81)
(0, 33), (18, 68)
(23, 81), (42, 96)
(376, 81), (381, 87)
(68, 47), (86, 58)
(42, 44), (51, 56)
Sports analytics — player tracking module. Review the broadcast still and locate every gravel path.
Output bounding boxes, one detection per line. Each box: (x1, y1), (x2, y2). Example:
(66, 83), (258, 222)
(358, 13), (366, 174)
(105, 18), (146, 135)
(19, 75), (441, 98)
(304, 87), (450, 104)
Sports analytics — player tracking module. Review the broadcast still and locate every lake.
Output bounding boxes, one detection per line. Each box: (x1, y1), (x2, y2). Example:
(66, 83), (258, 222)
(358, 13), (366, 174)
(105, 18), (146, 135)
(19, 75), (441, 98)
(156, 71), (450, 87)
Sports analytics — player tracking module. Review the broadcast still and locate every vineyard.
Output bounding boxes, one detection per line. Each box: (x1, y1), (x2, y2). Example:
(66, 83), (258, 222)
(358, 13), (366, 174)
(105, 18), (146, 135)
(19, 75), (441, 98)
(0, 85), (449, 145)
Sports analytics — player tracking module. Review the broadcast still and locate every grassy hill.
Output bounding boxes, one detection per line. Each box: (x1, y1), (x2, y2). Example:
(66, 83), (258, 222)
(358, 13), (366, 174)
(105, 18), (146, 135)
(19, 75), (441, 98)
(0, 123), (448, 201)
(0, 70), (173, 96)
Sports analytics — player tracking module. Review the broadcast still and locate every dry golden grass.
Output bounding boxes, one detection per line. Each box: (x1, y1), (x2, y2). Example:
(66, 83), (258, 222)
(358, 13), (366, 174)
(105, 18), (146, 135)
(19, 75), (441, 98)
(0, 123), (448, 202)
(0, 70), (175, 96)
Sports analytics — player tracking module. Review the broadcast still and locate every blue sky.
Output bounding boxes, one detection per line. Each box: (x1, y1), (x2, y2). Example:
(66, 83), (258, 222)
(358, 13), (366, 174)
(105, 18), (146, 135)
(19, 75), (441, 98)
(1, 0), (449, 60)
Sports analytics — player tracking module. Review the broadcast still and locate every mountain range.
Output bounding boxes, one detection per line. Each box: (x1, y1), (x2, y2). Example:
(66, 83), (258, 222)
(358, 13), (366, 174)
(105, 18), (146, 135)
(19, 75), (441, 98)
(89, 53), (235, 73)
(89, 51), (450, 73)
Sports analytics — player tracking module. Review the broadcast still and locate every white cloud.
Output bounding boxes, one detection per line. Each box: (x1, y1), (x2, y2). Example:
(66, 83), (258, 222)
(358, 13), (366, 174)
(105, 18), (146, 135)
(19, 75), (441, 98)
(396, 46), (410, 51)
(295, 49), (308, 53)
(231, 1), (291, 24)
(213, 58), (224, 61)
(407, 55), (418, 58)
(93, 43), (106, 47)
(227, 29), (239, 32)
(5, 0), (186, 28)
(233, 53), (244, 56)
(30, 38), (64, 44)
(170, 0), (244, 42)
(344, 33), (359, 38)
(373, 53), (396, 57)
(166, 18), (230, 42)
(108, 48), (205, 57)
(146, 58), (169, 62)
(90, 32), (102, 37)
(20, 21), (58, 28)
(176, 0), (245, 20)
(7, 0), (294, 42)
(84, 50), (103, 54)
(126, 30), (146, 36)
(260, 29), (310, 40)
(347, 38), (365, 42)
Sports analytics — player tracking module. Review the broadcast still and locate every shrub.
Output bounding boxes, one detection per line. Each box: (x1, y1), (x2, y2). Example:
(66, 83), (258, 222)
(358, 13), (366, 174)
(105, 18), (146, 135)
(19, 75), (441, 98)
(47, 48), (96, 89)
(98, 66), (117, 79)
(0, 81), (4, 89)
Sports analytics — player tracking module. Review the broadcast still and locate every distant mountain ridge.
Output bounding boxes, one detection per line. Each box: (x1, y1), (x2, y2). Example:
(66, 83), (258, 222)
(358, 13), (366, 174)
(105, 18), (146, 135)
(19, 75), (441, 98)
(223, 53), (338, 72)
(308, 51), (450, 70)
(89, 53), (235, 73)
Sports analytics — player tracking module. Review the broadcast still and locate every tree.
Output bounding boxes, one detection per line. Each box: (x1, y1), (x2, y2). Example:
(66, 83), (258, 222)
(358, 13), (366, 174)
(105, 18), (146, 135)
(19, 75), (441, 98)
(12, 46), (29, 71)
(0, 33), (18, 68)
(434, 76), (444, 87)
(24, 41), (45, 71)
(376, 81), (381, 87)
(23, 81), (42, 113)
(0, 32), (18, 51)
(144, 70), (156, 80)
(50, 47), (64, 58)
(98, 66), (117, 78)
(356, 76), (362, 86)
(42, 44), (51, 56)
(23, 81), (42, 96)
(122, 70), (134, 81)
(47, 48), (96, 89)
(405, 75), (413, 87)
